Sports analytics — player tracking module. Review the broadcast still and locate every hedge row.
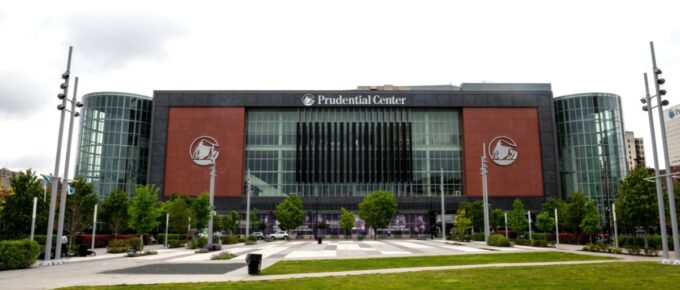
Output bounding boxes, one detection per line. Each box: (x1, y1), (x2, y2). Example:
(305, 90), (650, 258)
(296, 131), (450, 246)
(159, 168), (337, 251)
(77, 234), (151, 248)
(0, 239), (41, 271)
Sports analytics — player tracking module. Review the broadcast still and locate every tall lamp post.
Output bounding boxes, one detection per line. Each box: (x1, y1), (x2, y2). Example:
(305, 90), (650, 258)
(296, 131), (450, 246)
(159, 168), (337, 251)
(642, 72), (671, 262)
(189, 136), (219, 246)
(650, 41), (680, 264)
(55, 76), (83, 262)
(481, 143), (491, 243)
(44, 46), (73, 265)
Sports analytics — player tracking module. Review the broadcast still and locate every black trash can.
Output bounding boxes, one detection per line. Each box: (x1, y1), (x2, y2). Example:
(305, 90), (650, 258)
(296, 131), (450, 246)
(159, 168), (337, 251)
(246, 253), (262, 275)
(317, 237), (322, 244)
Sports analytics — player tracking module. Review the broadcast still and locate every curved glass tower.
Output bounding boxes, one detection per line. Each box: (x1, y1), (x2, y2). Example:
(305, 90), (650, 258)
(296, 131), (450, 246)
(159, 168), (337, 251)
(555, 93), (627, 216)
(75, 92), (153, 199)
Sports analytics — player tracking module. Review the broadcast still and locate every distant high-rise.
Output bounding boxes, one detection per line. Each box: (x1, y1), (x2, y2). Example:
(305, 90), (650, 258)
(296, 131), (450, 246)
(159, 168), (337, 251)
(624, 131), (646, 169)
(75, 92), (152, 199)
(664, 104), (680, 167)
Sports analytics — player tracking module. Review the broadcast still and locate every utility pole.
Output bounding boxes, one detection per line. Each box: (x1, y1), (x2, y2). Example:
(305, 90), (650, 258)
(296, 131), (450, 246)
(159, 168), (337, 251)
(246, 169), (252, 237)
(440, 168), (445, 241)
(481, 143), (490, 243)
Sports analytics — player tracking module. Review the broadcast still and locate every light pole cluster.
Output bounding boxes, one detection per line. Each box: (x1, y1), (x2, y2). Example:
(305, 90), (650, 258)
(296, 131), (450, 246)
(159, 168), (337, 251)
(641, 41), (680, 264)
(44, 46), (83, 265)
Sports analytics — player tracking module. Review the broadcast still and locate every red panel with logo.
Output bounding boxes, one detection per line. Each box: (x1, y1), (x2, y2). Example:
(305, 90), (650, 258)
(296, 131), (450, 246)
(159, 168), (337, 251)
(163, 107), (245, 197)
(462, 108), (543, 197)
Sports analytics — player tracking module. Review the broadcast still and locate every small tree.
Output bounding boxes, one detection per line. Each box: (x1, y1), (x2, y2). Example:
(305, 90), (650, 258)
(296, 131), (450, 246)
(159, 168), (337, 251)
(192, 193), (211, 230)
(228, 210), (240, 235)
(542, 197), (567, 229)
(275, 194), (304, 232)
(508, 199), (528, 235)
(454, 208), (472, 240)
(164, 197), (191, 233)
(565, 192), (588, 233)
(535, 211), (555, 233)
(65, 176), (98, 249)
(249, 208), (262, 232)
(616, 166), (657, 232)
(1, 170), (49, 236)
(358, 190), (397, 239)
(101, 189), (129, 238)
(339, 208), (355, 238)
(580, 200), (601, 243)
(128, 184), (162, 251)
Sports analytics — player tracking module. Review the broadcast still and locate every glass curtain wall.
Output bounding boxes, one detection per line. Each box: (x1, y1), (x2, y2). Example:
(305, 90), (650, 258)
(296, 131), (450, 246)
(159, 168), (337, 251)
(555, 93), (627, 216)
(75, 92), (153, 199)
(245, 108), (463, 197)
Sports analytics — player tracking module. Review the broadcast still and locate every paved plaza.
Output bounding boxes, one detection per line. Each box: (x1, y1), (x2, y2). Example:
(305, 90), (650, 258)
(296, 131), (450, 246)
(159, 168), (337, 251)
(0, 239), (641, 290)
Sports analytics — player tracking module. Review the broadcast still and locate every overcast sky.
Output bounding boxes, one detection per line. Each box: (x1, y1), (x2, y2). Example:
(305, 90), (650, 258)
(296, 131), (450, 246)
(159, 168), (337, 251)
(1, 0), (679, 178)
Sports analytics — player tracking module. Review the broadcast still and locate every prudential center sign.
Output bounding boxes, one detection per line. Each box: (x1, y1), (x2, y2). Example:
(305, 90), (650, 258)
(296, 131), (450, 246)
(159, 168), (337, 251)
(302, 93), (406, 106)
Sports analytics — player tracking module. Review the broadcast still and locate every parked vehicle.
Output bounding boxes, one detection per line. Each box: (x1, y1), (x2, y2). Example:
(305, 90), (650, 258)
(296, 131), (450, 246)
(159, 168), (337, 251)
(251, 232), (266, 240)
(270, 231), (289, 240)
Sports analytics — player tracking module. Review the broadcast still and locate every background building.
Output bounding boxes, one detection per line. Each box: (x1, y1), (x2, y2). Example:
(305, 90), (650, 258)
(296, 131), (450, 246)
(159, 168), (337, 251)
(75, 92), (153, 199)
(555, 92), (627, 221)
(148, 83), (560, 234)
(0, 168), (17, 191)
(663, 104), (680, 167)
(624, 131), (645, 169)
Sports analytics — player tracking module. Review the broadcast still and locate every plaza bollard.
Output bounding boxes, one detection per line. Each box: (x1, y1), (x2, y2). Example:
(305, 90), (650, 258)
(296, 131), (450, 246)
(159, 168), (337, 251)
(246, 253), (262, 275)
(317, 237), (322, 244)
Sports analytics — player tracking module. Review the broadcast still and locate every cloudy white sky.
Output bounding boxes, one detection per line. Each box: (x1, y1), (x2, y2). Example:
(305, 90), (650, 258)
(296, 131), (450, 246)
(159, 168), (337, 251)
(1, 0), (679, 177)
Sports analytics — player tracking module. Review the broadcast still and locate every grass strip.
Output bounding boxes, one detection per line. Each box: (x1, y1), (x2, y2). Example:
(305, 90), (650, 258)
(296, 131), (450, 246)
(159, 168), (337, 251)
(59, 262), (678, 290)
(261, 251), (613, 275)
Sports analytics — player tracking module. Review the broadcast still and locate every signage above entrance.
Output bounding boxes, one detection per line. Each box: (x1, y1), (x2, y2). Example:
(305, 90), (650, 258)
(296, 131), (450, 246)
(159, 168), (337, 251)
(190, 136), (219, 166)
(488, 136), (518, 166)
(301, 93), (406, 106)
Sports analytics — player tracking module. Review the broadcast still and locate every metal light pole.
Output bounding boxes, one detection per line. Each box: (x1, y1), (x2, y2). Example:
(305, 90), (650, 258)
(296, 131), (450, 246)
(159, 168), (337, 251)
(91, 204), (97, 250)
(554, 208), (559, 248)
(187, 217), (191, 239)
(651, 41), (680, 264)
(55, 77), (80, 262)
(440, 168), (445, 241)
(527, 210), (532, 240)
(207, 159), (216, 245)
(245, 169), (252, 237)
(30, 197), (37, 241)
(44, 46), (73, 265)
(165, 213), (169, 247)
(504, 212), (508, 239)
(642, 72), (670, 261)
(612, 203), (619, 249)
(481, 143), (490, 243)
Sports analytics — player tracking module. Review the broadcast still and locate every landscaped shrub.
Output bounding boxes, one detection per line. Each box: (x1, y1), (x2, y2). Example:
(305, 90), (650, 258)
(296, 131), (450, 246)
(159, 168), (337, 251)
(168, 240), (184, 248)
(530, 239), (552, 247)
(238, 237), (246, 243)
(76, 234), (146, 248)
(0, 239), (41, 270)
(532, 233), (548, 241)
(187, 237), (208, 249)
(471, 233), (485, 241)
(106, 239), (131, 253)
(247, 235), (257, 242)
(487, 234), (511, 247)
(222, 235), (238, 245)
(128, 238), (144, 251)
(513, 239), (530, 246)
(625, 245), (641, 255)
(558, 233), (576, 244)
(157, 234), (183, 242)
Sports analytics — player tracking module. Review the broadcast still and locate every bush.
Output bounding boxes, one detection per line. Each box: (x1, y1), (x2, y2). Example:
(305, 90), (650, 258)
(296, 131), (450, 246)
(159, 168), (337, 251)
(168, 240), (184, 248)
(471, 233), (485, 241)
(626, 245), (642, 255)
(222, 235), (238, 245)
(187, 237), (208, 249)
(0, 239), (41, 270)
(245, 240), (257, 245)
(513, 239), (530, 246)
(211, 251), (236, 260)
(128, 238), (144, 251)
(532, 233), (548, 241)
(106, 239), (131, 253)
(238, 237), (246, 243)
(558, 232), (576, 244)
(247, 235), (257, 242)
(530, 239), (552, 247)
(76, 234), (147, 248)
(157, 234), (183, 242)
(126, 251), (157, 257)
(487, 234), (511, 247)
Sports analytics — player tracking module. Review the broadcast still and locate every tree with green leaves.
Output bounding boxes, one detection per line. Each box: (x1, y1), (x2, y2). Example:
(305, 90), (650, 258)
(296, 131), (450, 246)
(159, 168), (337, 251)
(359, 190), (397, 239)
(565, 192), (588, 233)
(228, 210), (240, 235)
(490, 208), (504, 230)
(128, 184), (162, 251)
(249, 208), (263, 232)
(163, 196), (192, 233)
(615, 166), (657, 232)
(535, 211), (555, 233)
(65, 176), (98, 248)
(100, 189), (129, 238)
(275, 194), (304, 232)
(1, 170), (48, 236)
(339, 207), (355, 237)
(192, 193), (211, 230)
(508, 199), (528, 234)
(581, 200), (601, 242)
(458, 200), (484, 231)
(542, 197), (567, 229)
(454, 208), (472, 240)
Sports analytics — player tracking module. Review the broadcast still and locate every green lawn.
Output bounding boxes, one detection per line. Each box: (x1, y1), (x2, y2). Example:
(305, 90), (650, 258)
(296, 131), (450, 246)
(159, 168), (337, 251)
(60, 262), (680, 290)
(262, 251), (613, 275)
